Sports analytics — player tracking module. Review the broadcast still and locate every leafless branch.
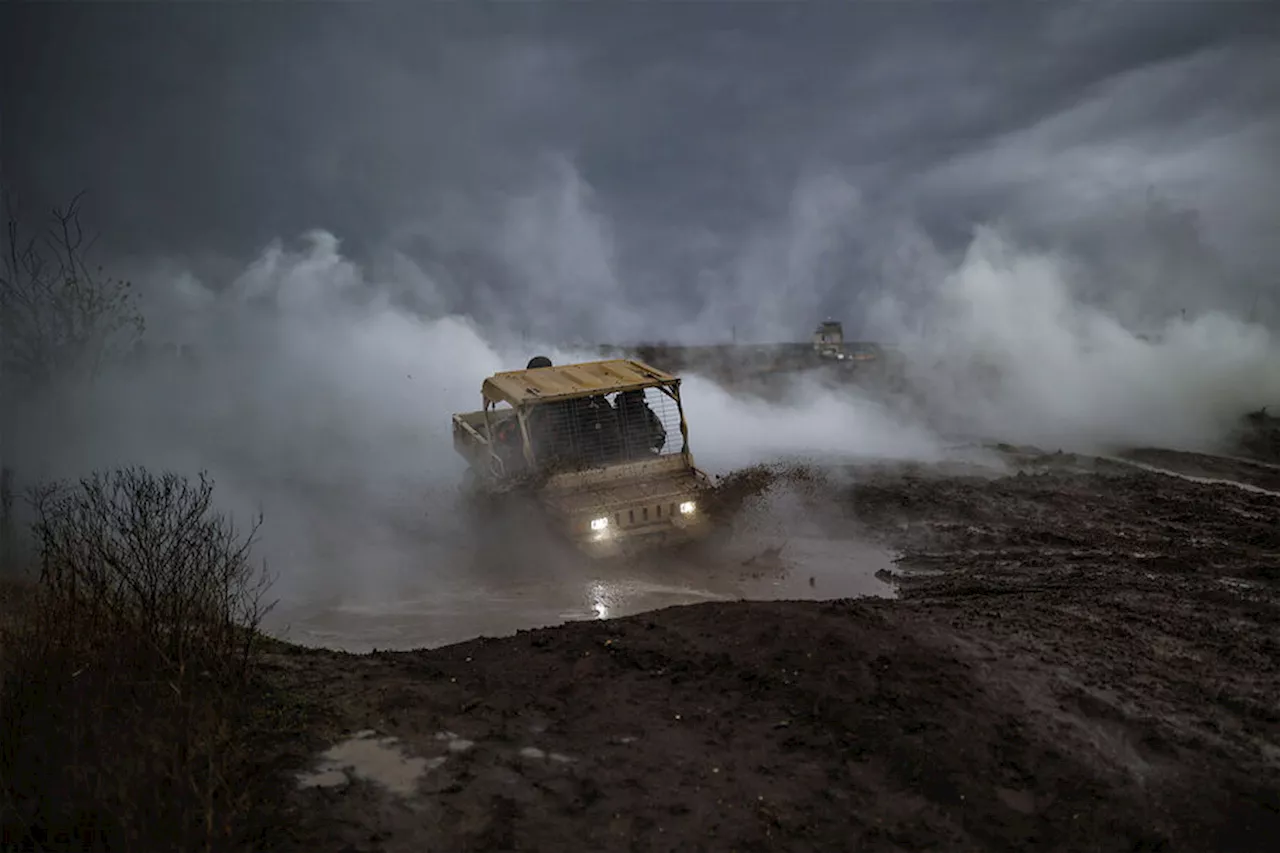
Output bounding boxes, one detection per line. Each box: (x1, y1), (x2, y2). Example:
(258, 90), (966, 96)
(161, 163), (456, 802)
(0, 190), (144, 392)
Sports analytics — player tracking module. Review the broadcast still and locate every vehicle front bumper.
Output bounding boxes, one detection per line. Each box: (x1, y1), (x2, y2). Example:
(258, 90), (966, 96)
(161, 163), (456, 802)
(573, 515), (712, 558)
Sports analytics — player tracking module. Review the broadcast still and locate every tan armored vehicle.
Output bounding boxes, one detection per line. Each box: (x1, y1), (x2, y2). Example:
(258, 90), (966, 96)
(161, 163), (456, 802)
(452, 357), (713, 557)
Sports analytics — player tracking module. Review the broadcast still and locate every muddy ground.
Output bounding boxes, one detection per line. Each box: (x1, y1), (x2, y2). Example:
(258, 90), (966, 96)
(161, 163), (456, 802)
(260, 447), (1279, 853)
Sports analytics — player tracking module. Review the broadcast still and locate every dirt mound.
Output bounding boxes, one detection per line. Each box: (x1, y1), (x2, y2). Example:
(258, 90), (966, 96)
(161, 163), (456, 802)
(272, 593), (1271, 852)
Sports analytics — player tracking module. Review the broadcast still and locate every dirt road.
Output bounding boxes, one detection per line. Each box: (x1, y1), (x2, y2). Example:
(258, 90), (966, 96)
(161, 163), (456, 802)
(261, 447), (1279, 852)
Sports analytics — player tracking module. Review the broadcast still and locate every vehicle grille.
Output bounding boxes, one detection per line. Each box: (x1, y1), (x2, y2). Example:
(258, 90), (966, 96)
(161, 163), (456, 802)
(612, 501), (681, 529)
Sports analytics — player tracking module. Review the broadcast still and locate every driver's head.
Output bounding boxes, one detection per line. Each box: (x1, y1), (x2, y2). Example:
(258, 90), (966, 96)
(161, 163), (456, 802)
(526, 355), (552, 369)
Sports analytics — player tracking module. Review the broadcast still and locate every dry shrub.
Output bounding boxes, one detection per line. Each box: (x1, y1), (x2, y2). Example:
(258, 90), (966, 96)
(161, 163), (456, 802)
(0, 467), (279, 852)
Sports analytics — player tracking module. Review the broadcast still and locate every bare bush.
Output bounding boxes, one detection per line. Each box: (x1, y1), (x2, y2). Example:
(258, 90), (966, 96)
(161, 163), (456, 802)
(27, 468), (272, 676)
(0, 468), (280, 852)
(1, 192), (147, 578)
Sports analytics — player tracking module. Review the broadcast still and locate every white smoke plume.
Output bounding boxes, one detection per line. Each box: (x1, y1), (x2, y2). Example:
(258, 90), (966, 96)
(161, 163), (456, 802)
(869, 224), (1280, 453)
(4, 162), (1275, 611)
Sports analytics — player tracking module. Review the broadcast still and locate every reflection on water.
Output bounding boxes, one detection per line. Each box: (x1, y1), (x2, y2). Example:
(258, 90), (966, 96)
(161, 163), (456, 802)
(590, 581), (609, 620)
(263, 472), (907, 653)
(265, 531), (899, 653)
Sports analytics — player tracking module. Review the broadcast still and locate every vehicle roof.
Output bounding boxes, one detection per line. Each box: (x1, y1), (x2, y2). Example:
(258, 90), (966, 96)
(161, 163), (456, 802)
(482, 358), (678, 406)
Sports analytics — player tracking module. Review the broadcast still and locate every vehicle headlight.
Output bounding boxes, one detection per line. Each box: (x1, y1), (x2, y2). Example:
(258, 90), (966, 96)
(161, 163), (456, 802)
(679, 501), (696, 515)
(590, 517), (609, 531)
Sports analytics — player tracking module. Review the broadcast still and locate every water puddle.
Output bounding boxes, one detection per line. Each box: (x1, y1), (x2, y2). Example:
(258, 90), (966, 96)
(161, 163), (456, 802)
(267, 533), (899, 653)
(266, 473), (901, 653)
(297, 730), (431, 796)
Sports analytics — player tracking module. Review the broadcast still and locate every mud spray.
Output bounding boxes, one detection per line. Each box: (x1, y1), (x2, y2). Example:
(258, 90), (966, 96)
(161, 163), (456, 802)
(4, 165), (1275, 649)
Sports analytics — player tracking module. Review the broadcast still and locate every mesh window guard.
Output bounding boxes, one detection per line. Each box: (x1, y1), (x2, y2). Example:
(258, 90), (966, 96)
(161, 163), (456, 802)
(525, 387), (682, 471)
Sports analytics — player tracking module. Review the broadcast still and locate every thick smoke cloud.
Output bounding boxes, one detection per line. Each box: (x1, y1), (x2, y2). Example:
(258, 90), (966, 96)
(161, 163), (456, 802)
(9, 160), (1276, 607)
(4, 2), (1278, 332)
(869, 226), (1280, 453)
(3, 163), (951, 602)
(4, 4), (1278, 608)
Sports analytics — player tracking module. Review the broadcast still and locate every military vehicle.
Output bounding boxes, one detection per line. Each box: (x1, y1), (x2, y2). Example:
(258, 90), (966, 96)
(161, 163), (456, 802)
(452, 357), (713, 557)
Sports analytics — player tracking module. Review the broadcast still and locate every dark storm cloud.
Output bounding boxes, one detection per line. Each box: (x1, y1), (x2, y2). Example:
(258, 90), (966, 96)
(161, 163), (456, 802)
(3, 0), (1278, 336)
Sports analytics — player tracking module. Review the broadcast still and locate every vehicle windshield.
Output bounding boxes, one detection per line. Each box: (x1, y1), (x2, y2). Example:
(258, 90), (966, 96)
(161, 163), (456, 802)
(523, 386), (684, 471)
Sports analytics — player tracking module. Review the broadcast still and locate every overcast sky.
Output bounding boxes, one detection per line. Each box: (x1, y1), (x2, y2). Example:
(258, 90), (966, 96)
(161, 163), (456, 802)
(3, 1), (1278, 341)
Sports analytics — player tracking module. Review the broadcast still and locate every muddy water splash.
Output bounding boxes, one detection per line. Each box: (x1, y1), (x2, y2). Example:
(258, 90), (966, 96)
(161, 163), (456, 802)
(265, 467), (901, 653)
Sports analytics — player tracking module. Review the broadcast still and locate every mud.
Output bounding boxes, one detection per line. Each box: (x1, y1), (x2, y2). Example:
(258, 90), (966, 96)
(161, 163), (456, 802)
(263, 447), (1280, 852)
(1114, 447), (1280, 493)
